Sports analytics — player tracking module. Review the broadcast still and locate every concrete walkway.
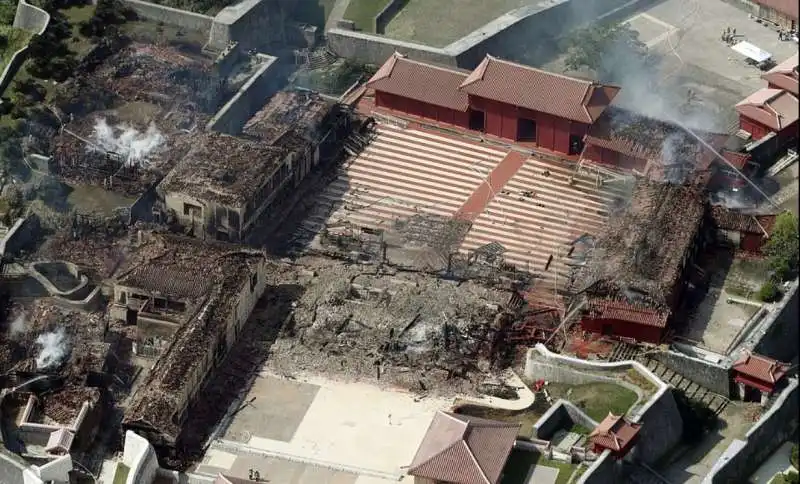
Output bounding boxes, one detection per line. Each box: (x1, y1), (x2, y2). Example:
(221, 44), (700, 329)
(325, 0), (351, 31)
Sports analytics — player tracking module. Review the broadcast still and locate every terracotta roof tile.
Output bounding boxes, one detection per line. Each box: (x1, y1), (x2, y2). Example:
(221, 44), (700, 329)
(589, 413), (641, 452)
(586, 298), (669, 328)
(409, 411), (519, 484)
(459, 55), (619, 123)
(733, 352), (790, 383)
(118, 265), (213, 299)
(710, 206), (776, 235)
(367, 53), (470, 112)
(762, 53), (799, 94)
(736, 88), (799, 132)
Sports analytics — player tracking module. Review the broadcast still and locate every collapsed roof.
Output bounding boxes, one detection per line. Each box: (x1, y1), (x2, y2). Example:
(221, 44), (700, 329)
(570, 181), (706, 310)
(120, 233), (270, 444)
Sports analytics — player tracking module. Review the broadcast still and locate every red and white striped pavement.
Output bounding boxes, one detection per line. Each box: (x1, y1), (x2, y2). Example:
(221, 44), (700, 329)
(301, 123), (508, 232)
(458, 156), (631, 288)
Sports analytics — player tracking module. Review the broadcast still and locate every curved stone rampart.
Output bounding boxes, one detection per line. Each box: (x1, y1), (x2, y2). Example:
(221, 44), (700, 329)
(0, 0), (50, 95)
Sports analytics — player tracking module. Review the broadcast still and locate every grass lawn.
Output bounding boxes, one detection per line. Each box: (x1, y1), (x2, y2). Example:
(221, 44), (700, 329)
(0, 25), (34, 74)
(383, 0), (530, 47)
(547, 382), (638, 422)
(452, 401), (550, 439)
(343, 0), (391, 32)
(501, 449), (576, 484)
(113, 463), (130, 484)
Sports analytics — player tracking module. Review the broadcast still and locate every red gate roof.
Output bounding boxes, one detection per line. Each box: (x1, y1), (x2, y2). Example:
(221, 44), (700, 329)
(732, 351), (790, 384)
(366, 52), (470, 112)
(459, 55), (620, 123)
(589, 413), (641, 452)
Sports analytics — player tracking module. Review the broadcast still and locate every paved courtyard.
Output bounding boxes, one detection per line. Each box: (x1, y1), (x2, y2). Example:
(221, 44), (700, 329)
(541, 0), (798, 129)
(192, 371), (456, 483)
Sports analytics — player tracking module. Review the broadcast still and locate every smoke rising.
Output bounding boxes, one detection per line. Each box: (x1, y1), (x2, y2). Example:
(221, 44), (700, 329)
(90, 117), (165, 166)
(9, 313), (26, 337)
(35, 328), (71, 370)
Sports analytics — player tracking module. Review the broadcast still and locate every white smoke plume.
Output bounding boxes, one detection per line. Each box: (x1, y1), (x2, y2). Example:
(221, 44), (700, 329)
(89, 117), (165, 167)
(35, 328), (71, 370)
(9, 312), (27, 337)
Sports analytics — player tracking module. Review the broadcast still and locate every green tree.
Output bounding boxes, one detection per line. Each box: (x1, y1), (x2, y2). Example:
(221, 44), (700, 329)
(792, 443), (798, 470)
(764, 212), (799, 282)
(0, 2), (16, 24)
(564, 22), (651, 83)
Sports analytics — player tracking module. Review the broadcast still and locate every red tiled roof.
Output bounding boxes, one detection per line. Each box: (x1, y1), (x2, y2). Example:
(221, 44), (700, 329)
(732, 352), (790, 383)
(736, 88), (799, 132)
(753, 0), (799, 20)
(762, 53), (799, 95)
(409, 411), (520, 484)
(586, 298), (669, 328)
(459, 55), (620, 124)
(366, 52), (470, 112)
(589, 413), (641, 452)
(721, 150), (752, 170)
(710, 205), (776, 234)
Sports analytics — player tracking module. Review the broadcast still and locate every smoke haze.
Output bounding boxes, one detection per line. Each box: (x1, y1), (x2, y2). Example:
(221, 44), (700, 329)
(90, 117), (166, 166)
(35, 327), (71, 370)
(9, 313), (26, 337)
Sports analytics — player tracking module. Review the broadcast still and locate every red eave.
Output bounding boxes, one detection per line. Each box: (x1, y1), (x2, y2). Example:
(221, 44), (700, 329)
(585, 298), (669, 328)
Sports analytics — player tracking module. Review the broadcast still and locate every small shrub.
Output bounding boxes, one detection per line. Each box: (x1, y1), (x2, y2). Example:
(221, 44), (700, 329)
(792, 443), (798, 470)
(757, 281), (781, 302)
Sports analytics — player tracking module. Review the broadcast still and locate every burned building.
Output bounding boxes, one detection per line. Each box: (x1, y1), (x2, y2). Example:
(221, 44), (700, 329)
(50, 42), (225, 196)
(579, 107), (730, 183)
(156, 90), (347, 242)
(568, 181), (708, 343)
(118, 232), (273, 449)
(0, 302), (109, 460)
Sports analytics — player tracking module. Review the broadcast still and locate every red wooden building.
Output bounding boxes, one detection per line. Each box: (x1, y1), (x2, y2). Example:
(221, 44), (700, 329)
(762, 53), (798, 94)
(735, 88), (798, 144)
(366, 53), (620, 156)
(589, 413), (642, 459)
(732, 352), (790, 404)
(709, 206), (776, 253)
(580, 298), (669, 344)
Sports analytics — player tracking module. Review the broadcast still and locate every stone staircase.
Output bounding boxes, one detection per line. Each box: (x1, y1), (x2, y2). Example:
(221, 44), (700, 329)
(299, 47), (338, 71)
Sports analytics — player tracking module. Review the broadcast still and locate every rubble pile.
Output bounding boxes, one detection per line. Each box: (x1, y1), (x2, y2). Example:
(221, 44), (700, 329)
(267, 257), (515, 395)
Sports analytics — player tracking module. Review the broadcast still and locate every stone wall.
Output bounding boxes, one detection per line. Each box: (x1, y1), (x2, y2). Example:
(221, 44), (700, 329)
(703, 378), (799, 484)
(533, 399), (598, 440)
(578, 450), (622, 484)
(326, 28), (457, 67)
(374, 0), (406, 35)
(524, 345), (683, 465)
(123, 0), (213, 33)
(0, 0), (50, 96)
(208, 0), (286, 51)
(123, 430), (160, 484)
(653, 349), (731, 396)
(0, 214), (42, 259)
(753, 281), (799, 362)
(205, 54), (280, 134)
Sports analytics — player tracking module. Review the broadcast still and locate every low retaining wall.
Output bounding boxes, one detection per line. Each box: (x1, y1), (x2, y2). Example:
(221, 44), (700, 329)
(327, 28), (456, 66)
(123, 431), (159, 484)
(123, 0), (213, 33)
(653, 349), (731, 396)
(533, 399), (598, 440)
(0, 214), (42, 259)
(525, 344), (683, 466)
(0, 0), (50, 96)
(703, 378), (799, 484)
(206, 54), (280, 134)
(374, 0), (406, 35)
